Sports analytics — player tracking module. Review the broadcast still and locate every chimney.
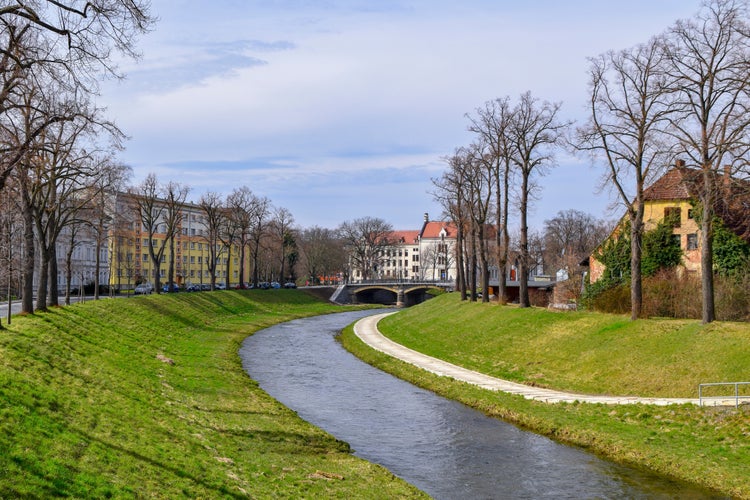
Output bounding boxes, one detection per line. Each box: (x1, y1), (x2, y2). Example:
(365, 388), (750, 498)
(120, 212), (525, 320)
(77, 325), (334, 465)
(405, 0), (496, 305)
(424, 212), (429, 222)
(723, 165), (731, 190)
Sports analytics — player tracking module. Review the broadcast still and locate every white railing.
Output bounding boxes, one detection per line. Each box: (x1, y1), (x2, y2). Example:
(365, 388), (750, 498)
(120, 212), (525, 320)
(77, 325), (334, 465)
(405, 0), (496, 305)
(699, 382), (750, 408)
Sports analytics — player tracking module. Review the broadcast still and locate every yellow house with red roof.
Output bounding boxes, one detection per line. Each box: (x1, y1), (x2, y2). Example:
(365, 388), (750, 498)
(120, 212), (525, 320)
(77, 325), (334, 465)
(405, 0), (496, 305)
(588, 163), (745, 283)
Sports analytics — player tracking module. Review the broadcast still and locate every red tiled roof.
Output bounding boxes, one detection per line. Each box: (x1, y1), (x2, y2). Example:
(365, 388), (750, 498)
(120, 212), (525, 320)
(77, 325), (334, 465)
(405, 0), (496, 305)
(388, 230), (420, 244)
(421, 221), (456, 239)
(643, 167), (699, 201)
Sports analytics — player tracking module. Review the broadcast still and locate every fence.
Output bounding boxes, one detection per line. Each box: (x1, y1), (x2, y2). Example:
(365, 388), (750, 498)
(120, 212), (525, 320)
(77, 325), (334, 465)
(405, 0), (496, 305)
(698, 382), (750, 408)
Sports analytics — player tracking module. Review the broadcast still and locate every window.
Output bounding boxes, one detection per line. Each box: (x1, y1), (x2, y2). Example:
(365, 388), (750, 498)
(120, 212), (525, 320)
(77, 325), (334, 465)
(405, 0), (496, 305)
(687, 208), (694, 220)
(687, 233), (698, 250)
(142, 253), (148, 262)
(664, 207), (681, 228)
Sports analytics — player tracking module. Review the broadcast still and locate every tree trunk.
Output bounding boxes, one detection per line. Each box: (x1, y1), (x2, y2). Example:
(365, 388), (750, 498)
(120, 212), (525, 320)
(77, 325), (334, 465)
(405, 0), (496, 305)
(519, 174), (530, 308)
(22, 204), (35, 314)
(456, 221), (467, 301)
(65, 238), (74, 306)
(36, 245), (49, 312)
(48, 243), (59, 307)
(629, 200), (645, 320)
(469, 225), (478, 302)
(700, 201), (715, 324)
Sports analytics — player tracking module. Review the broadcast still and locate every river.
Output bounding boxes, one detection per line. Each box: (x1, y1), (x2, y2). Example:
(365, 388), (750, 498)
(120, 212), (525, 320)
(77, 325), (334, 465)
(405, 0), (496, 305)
(239, 309), (720, 499)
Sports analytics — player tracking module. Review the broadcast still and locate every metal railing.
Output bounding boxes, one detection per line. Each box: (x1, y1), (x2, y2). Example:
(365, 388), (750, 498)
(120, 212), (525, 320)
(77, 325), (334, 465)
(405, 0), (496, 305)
(698, 382), (750, 407)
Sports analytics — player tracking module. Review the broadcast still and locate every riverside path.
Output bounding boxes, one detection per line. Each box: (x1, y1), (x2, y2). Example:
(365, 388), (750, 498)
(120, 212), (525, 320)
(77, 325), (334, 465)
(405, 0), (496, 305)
(354, 312), (718, 406)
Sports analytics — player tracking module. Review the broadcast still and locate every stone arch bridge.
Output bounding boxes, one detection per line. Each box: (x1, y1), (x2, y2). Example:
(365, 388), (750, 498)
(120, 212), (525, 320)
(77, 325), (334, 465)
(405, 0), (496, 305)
(330, 281), (453, 307)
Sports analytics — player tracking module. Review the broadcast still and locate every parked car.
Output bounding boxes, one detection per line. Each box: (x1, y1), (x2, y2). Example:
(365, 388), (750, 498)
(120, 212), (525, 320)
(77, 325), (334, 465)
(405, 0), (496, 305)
(134, 283), (153, 295)
(270, 281), (281, 289)
(200, 283), (211, 291)
(162, 282), (179, 293)
(258, 282), (270, 289)
(283, 282), (297, 289)
(215, 282), (226, 290)
(186, 284), (201, 292)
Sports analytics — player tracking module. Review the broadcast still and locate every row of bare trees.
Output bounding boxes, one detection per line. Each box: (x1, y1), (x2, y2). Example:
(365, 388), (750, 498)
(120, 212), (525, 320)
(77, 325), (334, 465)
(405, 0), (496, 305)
(579, 0), (750, 323)
(435, 0), (750, 323)
(123, 174), (349, 293)
(434, 93), (570, 307)
(0, 1), (153, 322)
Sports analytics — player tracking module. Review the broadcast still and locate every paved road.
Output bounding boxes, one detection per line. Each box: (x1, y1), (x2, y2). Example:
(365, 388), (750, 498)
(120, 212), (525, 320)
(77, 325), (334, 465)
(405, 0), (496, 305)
(0, 295), (120, 321)
(354, 312), (730, 407)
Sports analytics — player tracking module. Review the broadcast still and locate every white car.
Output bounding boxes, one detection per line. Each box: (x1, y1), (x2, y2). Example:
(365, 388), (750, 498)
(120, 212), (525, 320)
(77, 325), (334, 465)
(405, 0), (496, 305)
(134, 283), (153, 295)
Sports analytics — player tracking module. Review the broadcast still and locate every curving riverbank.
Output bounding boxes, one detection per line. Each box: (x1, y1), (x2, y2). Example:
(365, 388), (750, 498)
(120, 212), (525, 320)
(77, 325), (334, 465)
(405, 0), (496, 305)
(339, 294), (750, 498)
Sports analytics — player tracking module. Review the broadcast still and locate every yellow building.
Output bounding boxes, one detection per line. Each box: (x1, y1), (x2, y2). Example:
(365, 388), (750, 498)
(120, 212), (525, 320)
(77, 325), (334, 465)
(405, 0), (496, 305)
(589, 167), (702, 283)
(107, 193), (247, 291)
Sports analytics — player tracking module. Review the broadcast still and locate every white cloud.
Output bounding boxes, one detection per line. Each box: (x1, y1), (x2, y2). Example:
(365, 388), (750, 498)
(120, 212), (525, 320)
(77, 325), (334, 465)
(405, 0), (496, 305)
(101, 0), (704, 229)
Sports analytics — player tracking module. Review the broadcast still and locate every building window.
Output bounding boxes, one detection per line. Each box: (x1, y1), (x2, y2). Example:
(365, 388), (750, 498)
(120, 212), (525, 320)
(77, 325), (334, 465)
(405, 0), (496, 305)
(687, 233), (698, 250)
(687, 208), (694, 220)
(664, 207), (681, 228)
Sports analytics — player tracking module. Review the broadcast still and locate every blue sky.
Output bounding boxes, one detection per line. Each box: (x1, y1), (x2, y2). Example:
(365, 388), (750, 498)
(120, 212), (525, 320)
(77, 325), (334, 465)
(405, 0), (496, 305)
(100, 0), (702, 231)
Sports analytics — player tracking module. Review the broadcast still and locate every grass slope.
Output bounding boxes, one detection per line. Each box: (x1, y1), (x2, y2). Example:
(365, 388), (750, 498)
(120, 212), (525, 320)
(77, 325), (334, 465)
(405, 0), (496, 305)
(0, 291), (425, 498)
(378, 293), (750, 398)
(339, 293), (750, 498)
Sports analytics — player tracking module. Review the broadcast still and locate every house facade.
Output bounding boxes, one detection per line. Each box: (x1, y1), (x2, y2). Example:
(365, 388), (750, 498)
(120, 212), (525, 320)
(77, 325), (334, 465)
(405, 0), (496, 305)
(107, 192), (247, 290)
(349, 213), (458, 282)
(589, 163), (740, 283)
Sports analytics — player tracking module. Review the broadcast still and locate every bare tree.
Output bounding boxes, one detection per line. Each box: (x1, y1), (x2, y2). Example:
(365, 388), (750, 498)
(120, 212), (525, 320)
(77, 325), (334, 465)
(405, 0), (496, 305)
(161, 180), (189, 289)
(85, 160), (131, 299)
(271, 207), (295, 282)
(578, 37), (673, 319)
(509, 92), (570, 307)
(432, 151), (471, 299)
(298, 226), (346, 285)
(225, 186), (270, 286)
(543, 209), (612, 273)
(663, 0), (750, 323)
(463, 142), (493, 302)
(467, 97), (516, 303)
(129, 174), (168, 293)
(199, 191), (224, 290)
(0, 1), (153, 194)
(338, 217), (393, 281)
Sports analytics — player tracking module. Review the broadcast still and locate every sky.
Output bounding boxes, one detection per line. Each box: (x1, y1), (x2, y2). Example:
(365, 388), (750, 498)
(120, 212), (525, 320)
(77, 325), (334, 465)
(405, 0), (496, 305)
(99, 0), (703, 232)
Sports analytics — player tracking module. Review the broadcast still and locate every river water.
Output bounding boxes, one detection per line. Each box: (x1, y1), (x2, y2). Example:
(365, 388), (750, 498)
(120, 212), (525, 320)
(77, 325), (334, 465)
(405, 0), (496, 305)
(239, 310), (719, 499)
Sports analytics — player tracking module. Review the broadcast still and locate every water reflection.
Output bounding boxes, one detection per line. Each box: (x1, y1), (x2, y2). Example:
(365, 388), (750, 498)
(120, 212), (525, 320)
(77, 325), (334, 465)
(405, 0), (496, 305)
(240, 310), (719, 499)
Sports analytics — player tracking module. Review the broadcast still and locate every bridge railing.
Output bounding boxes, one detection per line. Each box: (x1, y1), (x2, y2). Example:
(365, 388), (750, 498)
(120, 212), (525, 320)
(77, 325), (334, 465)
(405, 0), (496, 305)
(348, 279), (452, 286)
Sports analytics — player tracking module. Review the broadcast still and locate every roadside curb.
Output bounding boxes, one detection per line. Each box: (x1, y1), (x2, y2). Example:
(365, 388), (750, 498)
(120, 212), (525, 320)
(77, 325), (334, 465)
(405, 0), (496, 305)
(353, 312), (709, 406)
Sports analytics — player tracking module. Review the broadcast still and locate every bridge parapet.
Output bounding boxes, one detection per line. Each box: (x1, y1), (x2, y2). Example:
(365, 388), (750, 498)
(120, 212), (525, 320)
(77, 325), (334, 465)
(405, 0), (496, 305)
(333, 281), (453, 307)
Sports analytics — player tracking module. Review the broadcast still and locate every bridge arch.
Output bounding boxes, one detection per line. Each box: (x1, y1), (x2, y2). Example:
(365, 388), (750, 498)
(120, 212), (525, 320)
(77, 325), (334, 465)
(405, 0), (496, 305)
(350, 283), (446, 307)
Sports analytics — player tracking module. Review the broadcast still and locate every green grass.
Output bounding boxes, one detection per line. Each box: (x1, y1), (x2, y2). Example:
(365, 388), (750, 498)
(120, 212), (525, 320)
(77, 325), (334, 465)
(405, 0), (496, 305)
(339, 293), (750, 498)
(0, 290), (425, 498)
(377, 293), (750, 398)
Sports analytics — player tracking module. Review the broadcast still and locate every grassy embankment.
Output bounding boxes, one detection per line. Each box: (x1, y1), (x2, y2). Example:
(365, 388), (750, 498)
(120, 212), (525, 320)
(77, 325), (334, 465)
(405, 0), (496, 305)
(340, 293), (750, 498)
(0, 291), (425, 498)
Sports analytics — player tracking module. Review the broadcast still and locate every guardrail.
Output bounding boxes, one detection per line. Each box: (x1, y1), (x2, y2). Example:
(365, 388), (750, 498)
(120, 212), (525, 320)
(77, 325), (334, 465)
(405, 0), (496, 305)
(698, 382), (750, 408)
